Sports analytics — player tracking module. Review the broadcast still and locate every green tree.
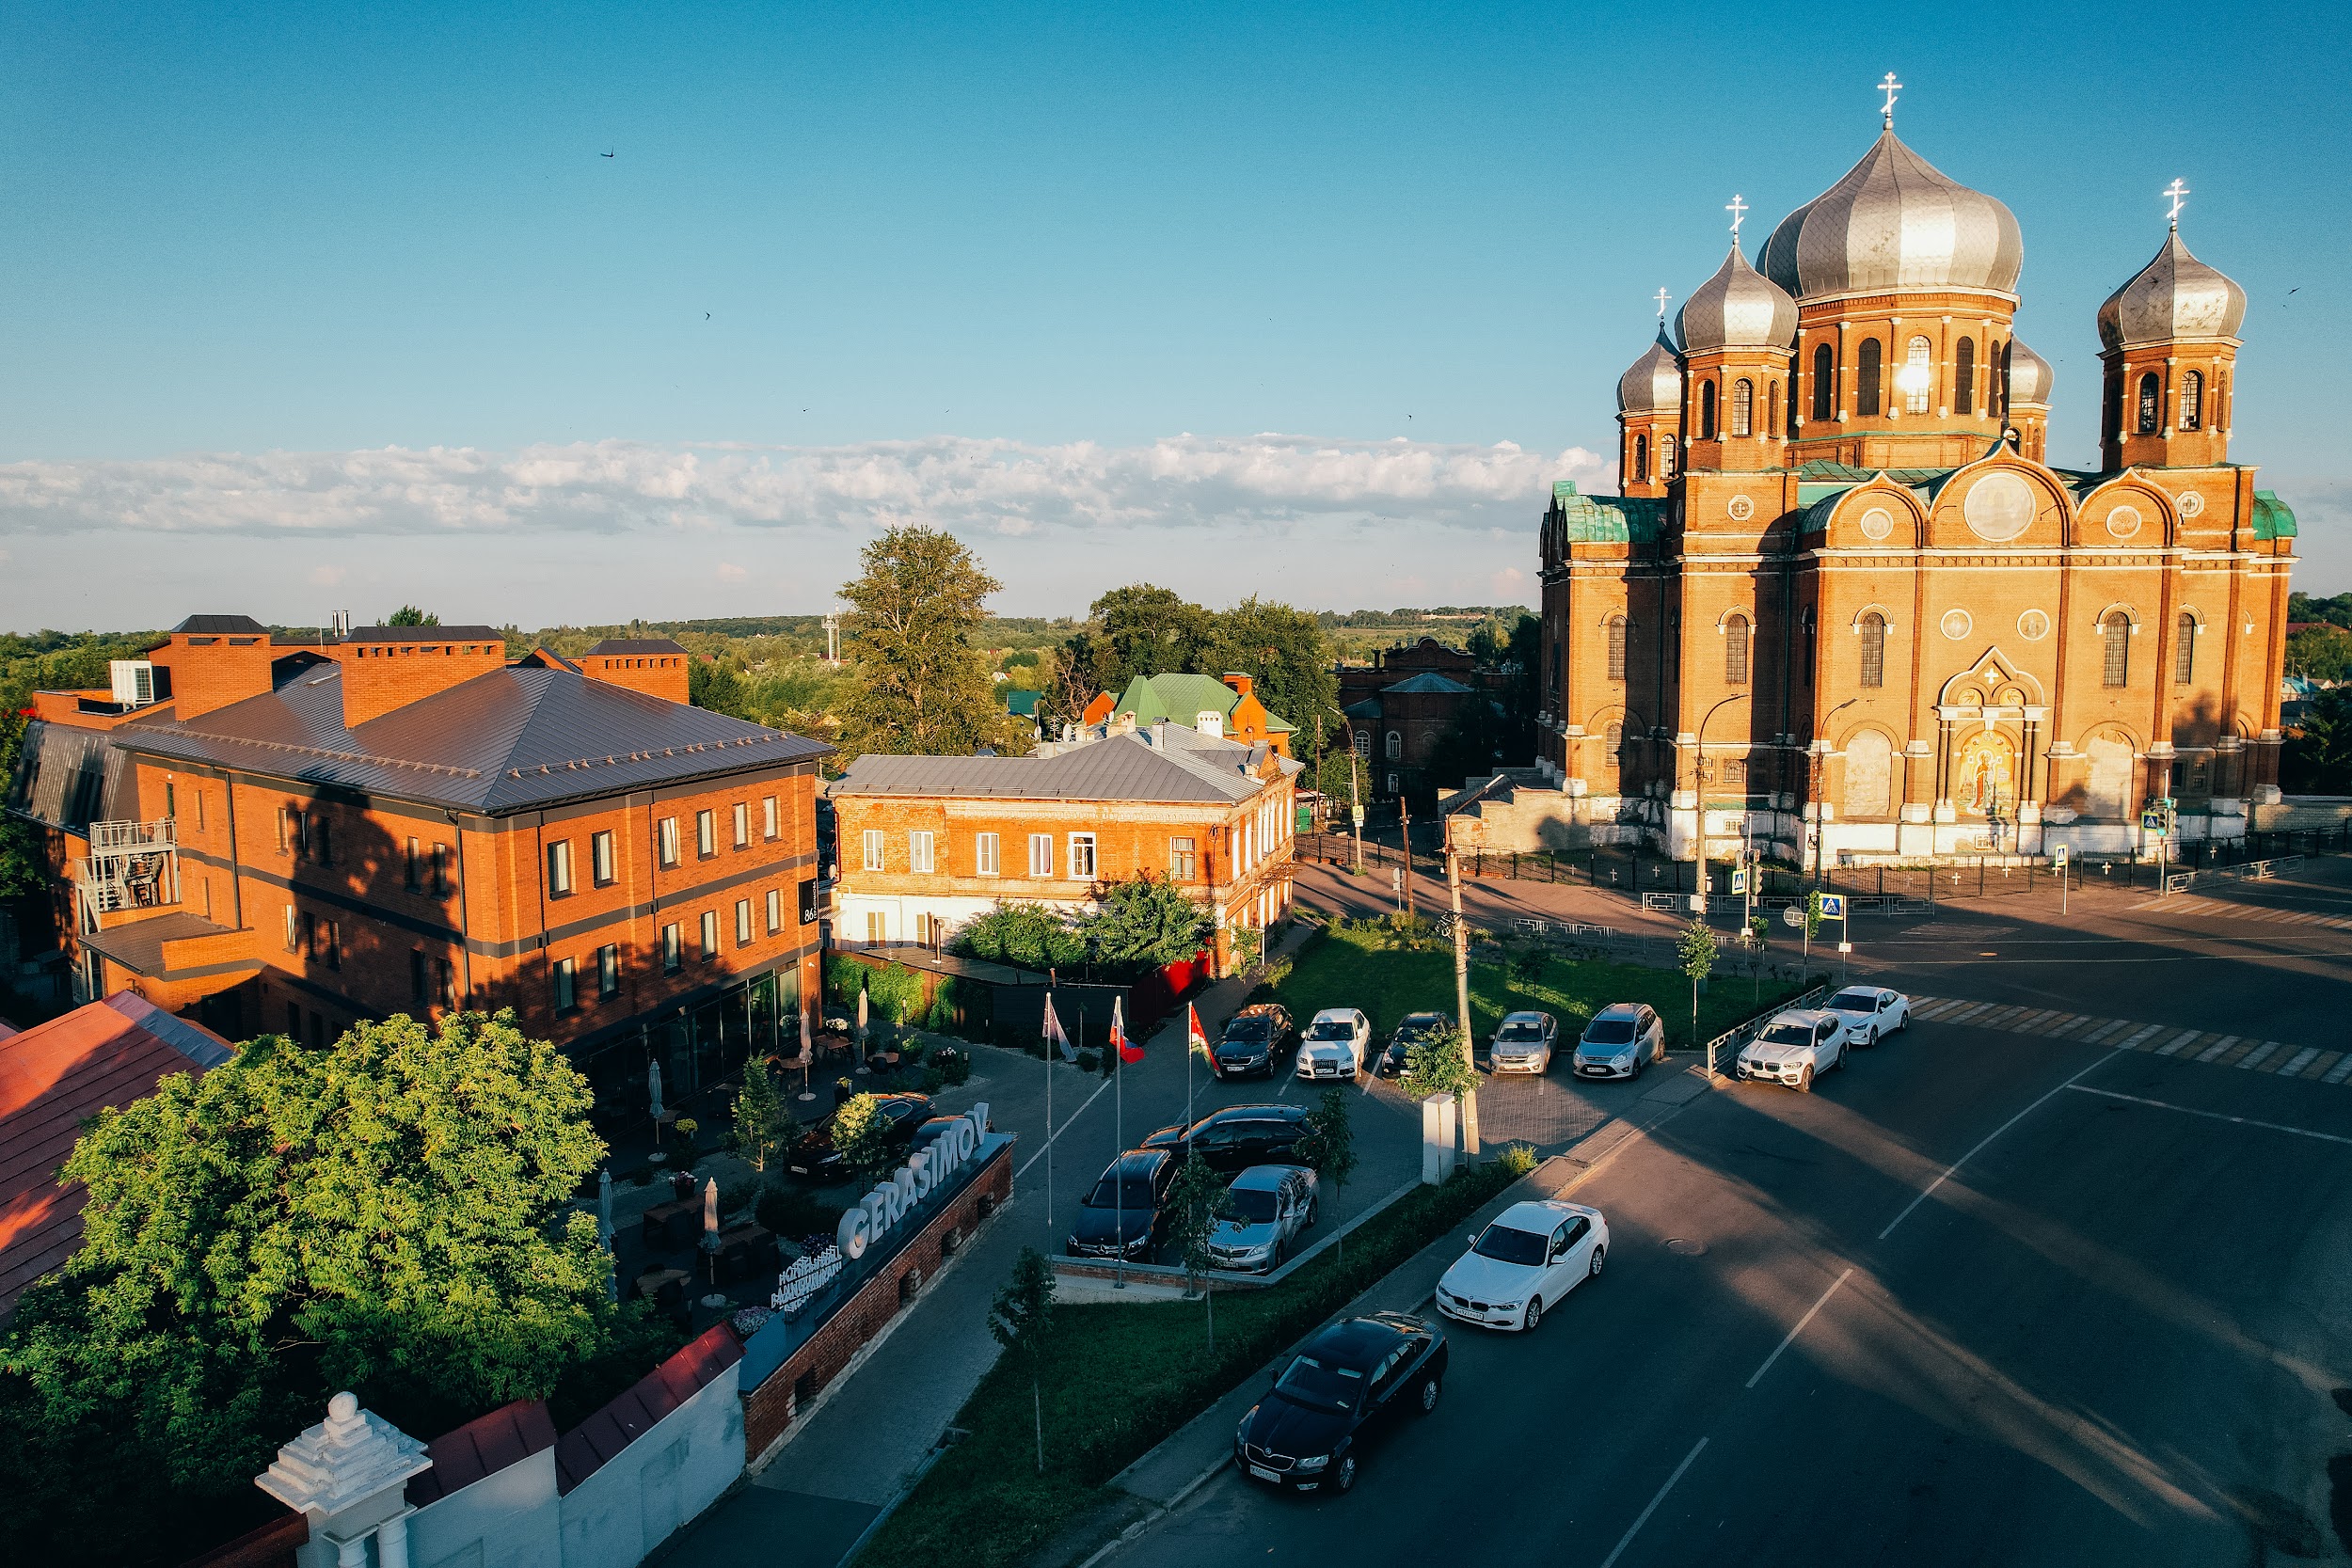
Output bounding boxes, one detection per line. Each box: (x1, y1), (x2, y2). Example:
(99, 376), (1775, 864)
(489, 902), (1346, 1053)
(988, 1246), (1057, 1475)
(831, 1093), (899, 1181)
(1400, 1023), (1478, 1104)
(386, 605), (440, 626)
(1294, 1087), (1358, 1264)
(954, 901), (1088, 970)
(2284, 685), (2352, 791)
(1678, 918), (1718, 1054)
(730, 1059), (793, 1173)
(837, 526), (1025, 756)
(1162, 1154), (1235, 1346)
(1076, 875), (1214, 967)
(689, 657), (754, 719)
(1075, 583), (1215, 697)
(2284, 627), (2352, 683)
(1199, 595), (1338, 748)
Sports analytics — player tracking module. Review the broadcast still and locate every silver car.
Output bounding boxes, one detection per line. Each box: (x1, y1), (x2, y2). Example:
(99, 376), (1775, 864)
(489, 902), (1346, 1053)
(1573, 1003), (1667, 1080)
(1209, 1165), (1320, 1273)
(1488, 1011), (1559, 1074)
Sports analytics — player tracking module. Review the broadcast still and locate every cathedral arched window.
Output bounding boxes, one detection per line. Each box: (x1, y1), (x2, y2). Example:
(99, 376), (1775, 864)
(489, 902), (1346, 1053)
(2175, 613), (2197, 684)
(1731, 379), (1754, 437)
(2219, 372), (2231, 429)
(1812, 343), (1836, 421)
(1634, 434), (1648, 482)
(1955, 338), (1977, 415)
(2180, 371), (2204, 432)
(2102, 611), (2132, 688)
(1604, 721), (1623, 771)
(1385, 731), (1402, 762)
(1857, 339), (1883, 417)
(1606, 615), (1628, 681)
(2136, 372), (2162, 435)
(1902, 336), (1932, 414)
(1659, 435), (1676, 479)
(1769, 381), (1782, 436)
(1859, 612), (1886, 689)
(1700, 381), (1718, 440)
(1995, 341), (2011, 419)
(1724, 615), (1751, 686)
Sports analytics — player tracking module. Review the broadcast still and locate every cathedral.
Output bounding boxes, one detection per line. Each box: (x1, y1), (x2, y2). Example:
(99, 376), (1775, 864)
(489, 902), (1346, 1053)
(1534, 91), (2296, 868)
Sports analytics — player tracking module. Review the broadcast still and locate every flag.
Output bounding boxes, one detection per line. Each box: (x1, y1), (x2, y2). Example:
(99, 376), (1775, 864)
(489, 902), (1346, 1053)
(1041, 992), (1075, 1063)
(1114, 996), (1144, 1065)
(1185, 1003), (1209, 1058)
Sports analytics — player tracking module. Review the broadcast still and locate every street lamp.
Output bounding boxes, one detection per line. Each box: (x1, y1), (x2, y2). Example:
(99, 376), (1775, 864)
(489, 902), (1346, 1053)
(1690, 694), (1750, 915)
(1806, 699), (1861, 888)
(1326, 705), (1364, 874)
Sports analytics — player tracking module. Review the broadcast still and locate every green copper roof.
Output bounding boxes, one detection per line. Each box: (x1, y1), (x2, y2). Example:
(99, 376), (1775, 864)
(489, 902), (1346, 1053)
(1552, 481), (1666, 545)
(2253, 490), (2297, 540)
(1111, 673), (1295, 733)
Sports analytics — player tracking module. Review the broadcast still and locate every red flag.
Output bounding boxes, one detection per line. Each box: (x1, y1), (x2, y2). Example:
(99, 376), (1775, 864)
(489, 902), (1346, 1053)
(1114, 996), (1144, 1065)
(1185, 1003), (1208, 1057)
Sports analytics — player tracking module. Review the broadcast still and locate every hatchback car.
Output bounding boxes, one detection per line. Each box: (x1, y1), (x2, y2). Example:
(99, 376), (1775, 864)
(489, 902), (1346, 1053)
(1435, 1199), (1610, 1332)
(1138, 1102), (1313, 1173)
(1296, 1008), (1373, 1080)
(1234, 1312), (1449, 1494)
(1066, 1148), (1176, 1260)
(789, 1092), (934, 1180)
(1487, 1011), (1559, 1074)
(1209, 1164), (1320, 1273)
(1823, 986), (1911, 1047)
(1377, 1011), (1454, 1077)
(1738, 1008), (1850, 1091)
(1572, 1003), (1667, 1080)
(1212, 1004), (1297, 1080)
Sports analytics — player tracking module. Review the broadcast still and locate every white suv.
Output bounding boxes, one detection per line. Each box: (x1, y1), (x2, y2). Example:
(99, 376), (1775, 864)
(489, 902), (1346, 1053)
(1296, 1008), (1372, 1080)
(1737, 1008), (1850, 1092)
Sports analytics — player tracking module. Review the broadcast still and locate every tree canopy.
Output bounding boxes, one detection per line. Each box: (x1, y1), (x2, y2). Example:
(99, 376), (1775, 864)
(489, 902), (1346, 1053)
(838, 526), (1030, 756)
(1051, 584), (1336, 746)
(1079, 875), (1215, 967)
(385, 605), (441, 626)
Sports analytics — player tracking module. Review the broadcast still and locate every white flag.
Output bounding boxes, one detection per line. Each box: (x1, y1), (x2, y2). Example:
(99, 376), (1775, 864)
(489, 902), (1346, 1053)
(1041, 992), (1075, 1063)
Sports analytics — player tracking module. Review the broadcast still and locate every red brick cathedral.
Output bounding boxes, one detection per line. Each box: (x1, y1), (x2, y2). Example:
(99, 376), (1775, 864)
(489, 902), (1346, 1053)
(1536, 98), (2296, 867)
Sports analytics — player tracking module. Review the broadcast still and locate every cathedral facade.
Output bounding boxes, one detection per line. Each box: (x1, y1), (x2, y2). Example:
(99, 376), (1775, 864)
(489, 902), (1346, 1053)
(1535, 113), (2297, 866)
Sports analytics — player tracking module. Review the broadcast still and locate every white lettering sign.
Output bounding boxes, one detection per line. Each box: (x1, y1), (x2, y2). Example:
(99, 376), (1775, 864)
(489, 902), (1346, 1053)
(834, 1102), (990, 1259)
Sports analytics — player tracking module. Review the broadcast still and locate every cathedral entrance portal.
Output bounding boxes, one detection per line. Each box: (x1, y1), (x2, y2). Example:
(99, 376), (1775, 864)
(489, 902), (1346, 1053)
(1954, 729), (2016, 818)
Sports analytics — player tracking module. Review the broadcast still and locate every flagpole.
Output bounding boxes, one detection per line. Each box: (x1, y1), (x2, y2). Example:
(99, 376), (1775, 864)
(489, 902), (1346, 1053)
(1114, 1002), (1124, 1291)
(1044, 989), (1053, 1243)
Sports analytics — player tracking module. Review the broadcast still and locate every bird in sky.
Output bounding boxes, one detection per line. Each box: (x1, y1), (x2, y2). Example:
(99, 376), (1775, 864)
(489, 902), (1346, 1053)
(601, 149), (615, 158)
(705, 312), (711, 320)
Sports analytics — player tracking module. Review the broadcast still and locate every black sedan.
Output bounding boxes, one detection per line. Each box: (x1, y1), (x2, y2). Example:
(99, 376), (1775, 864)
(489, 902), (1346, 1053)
(788, 1092), (933, 1180)
(1067, 1148), (1176, 1261)
(1376, 1010), (1454, 1077)
(1138, 1102), (1312, 1174)
(1212, 1004), (1297, 1080)
(1234, 1312), (1447, 1494)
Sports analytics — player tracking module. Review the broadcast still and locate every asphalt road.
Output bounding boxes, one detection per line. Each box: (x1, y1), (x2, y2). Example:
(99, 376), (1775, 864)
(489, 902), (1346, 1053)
(1094, 874), (2352, 1567)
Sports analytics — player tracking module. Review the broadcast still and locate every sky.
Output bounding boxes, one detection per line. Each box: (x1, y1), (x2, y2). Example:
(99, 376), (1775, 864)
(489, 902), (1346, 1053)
(4, 0), (2346, 632)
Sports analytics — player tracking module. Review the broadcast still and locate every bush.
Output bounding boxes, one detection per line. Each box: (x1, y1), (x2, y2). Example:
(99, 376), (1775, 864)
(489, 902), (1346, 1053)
(934, 1047), (972, 1086)
(1075, 1049), (1100, 1073)
(921, 1065), (947, 1094)
(1497, 1141), (1539, 1177)
(756, 1183), (847, 1241)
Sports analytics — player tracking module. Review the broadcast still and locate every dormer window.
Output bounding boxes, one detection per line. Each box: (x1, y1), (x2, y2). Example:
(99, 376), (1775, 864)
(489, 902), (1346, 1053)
(1196, 711), (1223, 737)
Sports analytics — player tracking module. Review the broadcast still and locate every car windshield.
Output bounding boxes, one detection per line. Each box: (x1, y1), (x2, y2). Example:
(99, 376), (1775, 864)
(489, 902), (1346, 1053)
(1399, 1016), (1444, 1037)
(1498, 1022), (1544, 1042)
(1759, 1022), (1816, 1047)
(1472, 1224), (1549, 1265)
(1229, 1188), (1282, 1223)
(1828, 990), (1881, 1012)
(1224, 1019), (1272, 1044)
(1583, 1019), (1636, 1045)
(1084, 1174), (1158, 1209)
(1274, 1354), (1365, 1413)
(1307, 1021), (1354, 1041)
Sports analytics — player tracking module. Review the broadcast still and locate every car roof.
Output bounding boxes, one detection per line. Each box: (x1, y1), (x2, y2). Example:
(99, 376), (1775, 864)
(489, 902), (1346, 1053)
(1400, 1011), (1448, 1024)
(1108, 1148), (1168, 1178)
(1230, 1164), (1310, 1190)
(1195, 1101), (1306, 1131)
(1492, 1198), (1592, 1231)
(1310, 1007), (1359, 1022)
(1829, 987), (1889, 999)
(1303, 1315), (1408, 1368)
(1235, 1003), (1285, 1018)
(1592, 1002), (1644, 1021)
(1767, 1009), (1837, 1026)
(1501, 1010), (1549, 1024)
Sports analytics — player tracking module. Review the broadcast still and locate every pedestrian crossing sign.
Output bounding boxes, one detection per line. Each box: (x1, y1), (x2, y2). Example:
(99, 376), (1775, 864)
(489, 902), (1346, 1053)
(1819, 894), (1847, 919)
(2053, 845), (2069, 869)
(1730, 868), (1748, 895)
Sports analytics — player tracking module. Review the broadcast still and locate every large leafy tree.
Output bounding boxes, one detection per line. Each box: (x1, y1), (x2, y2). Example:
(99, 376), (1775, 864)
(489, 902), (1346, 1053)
(838, 527), (1025, 756)
(1197, 595), (1338, 748)
(1077, 875), (1214, 967)
(1076, 584), (1215, 698)
(2283, 685), (2352, 792)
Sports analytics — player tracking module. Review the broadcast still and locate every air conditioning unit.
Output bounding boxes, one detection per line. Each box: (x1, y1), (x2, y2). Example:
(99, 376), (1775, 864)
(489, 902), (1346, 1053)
(110, 660), (157, 707)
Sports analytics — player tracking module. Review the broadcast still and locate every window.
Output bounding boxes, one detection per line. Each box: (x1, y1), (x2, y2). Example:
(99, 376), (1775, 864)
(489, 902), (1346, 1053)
(277, 805), (293, 854)
(1995, 341), (2012, 418)
(1955, 338), (1977, 415)
(1634, 434), (1648, 482)
(1352, 730), (1370, 759)
(1606, 615), (1628, 681)
(699, 909), (719, 958)
(1388, 772), (1401, 794)
(286, 1001), (301, 1039)
(1731, 378), (1754, 437)
(865, 911), (887, 947)
(1603, 721), (1622, 771)
(2175, 614), (2197, 684)
(766, 888), (783, 934)
(405, 836), (422, 891)
(2180, 370), (2203, 432)
(1069, 833), (1097, 879)
(312, 816), (332, 866)
(437, 958), (456, 1009)
(763, 796), (780, 840)
(1857, 338), (1883, 417)
(1169, 835), (1197, 879)
(736, 898), (753, 947)
(2103, 611), (2132, 688)
(975, 832), (1000, 875)
(547, 839), (573, 895)
(598, 944), (620, 1000)
(909, 831), (935, 874)
(1028, 834), (1053, 878)
(863, 829), (885, 872)
(1812, 342), (1836, 420)
(659, 816), (680, 867)
(661, 922), (682, 973)
(2137, 372), (2162, 435)
(1769, 380), (1782, 436)
(165, 782), (176, 819)
(798, 879), (818, 924)
(1802, 610), (1815, 687)
(592, 829), (615, 885)
(410, 948), (428, 1006)
(1724, 615), (1750, 685)
(1385, 731), (1403, 761)
(1903, 336), (1932, 414)
(283, 904), (298, 953)
(321, 920), (341, 972)
(733, 801), (750, 848)
(1700, 380), (1718, 440)
(1859, 612), (1886, 689)
(696, 809), (716, 858)
(552, 957), (577, 1012)
(1659, 434), (1676, 478)
(431, 843), (450, 896)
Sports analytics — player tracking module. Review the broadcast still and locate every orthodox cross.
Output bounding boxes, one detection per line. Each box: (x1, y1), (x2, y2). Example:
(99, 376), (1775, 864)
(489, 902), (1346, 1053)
(2164, 178), (2190, 230)
(1878, 72), (1902, 126)
(1653, 287), (1671, 321)
(1725, 194), (1748, 240)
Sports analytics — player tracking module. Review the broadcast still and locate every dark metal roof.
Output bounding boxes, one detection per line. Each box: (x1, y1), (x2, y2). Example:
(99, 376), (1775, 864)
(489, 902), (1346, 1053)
(172, 613), (268, 634)
(342, 624), (506, 642)
(555, 1323), (740, 1495)
(832, 728), (1277, 805)
(4, 720), (131, 832)
(585, 638), (688, 656)
(110, 665), (831, 816)
(79, 911), (249, 978)
(407, 1400), (558, 1506)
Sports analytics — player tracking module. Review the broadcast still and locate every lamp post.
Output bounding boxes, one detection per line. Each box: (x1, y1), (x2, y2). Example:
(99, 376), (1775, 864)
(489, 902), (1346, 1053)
(1690, 695), (1750, 916)
(1327, 705), (1364, 874)
(1806, 699), (1861, 890)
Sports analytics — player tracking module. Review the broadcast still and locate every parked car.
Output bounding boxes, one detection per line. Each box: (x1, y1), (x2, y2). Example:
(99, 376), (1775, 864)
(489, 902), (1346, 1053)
(1296, 1008), (1373, 1080)
(1067, 1148), (1176, 1260)
(1209, 1164), (1320, 1273)
(1378, 1011), (1454, 1077)
(1435, 1199), (1609, 1332)
(1487, 1011), (1559, 1075)
(788, 1092), (934, 1179)
(1737, 1009), (1850, 1091)
(1823, 986), (1911, 1046)
(1140, 1102), (1313, 1173)
(1572, 1003), (1667, 1080)
(1234, 1312), (1449, 1494)
(1213, 1004), (1298, 1080)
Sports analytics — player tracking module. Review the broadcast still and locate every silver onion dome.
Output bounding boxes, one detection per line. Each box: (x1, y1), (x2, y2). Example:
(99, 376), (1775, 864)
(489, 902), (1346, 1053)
(1615, 325), (1684, 414)
(2097, 230), (2247, 350)
(1676, 246), (1798, 353)
(2005, 339), (2054, 405)
(1758, 130), (2024, 300)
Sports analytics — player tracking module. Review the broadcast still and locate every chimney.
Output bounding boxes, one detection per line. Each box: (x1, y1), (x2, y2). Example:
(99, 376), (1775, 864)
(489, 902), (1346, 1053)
(1153, 720), (1168, 749)
(146, 616), (277, 721)
(334, 626), (509, 729)
(1221, 671), (1254, 697)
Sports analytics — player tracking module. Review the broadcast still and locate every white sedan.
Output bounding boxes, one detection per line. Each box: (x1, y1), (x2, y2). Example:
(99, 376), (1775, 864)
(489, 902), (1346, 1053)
(1737, 1008), (1850, 1092)
(1824, 985), (1911, 1047)
(1435, 1199), (1609, 1332)
(1296, 1008), (1373, 1080)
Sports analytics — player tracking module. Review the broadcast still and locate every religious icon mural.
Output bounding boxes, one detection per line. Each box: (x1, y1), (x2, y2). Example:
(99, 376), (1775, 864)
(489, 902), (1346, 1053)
(1954, 730), (2015, 817)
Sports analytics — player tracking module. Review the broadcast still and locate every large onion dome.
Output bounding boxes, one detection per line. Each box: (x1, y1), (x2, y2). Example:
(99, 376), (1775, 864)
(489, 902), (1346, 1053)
(1758, 130), (2024, 300)
(2006, 339), (2054, 405)
(2096, 230), (2247, 350)
(1676, 246), (1798, 353)
(1616, 325), (1684, 414)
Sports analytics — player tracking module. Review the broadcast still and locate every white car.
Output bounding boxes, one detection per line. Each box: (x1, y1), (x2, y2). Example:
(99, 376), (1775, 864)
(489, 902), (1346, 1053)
(1737, 1008), (1850, 1092)
(1487, 1011), (1558, 1074)
(1435, 1199), (1609, 1332)
(1823, 985), (1911, 1047)
(1296, 1008), (1372, 1080)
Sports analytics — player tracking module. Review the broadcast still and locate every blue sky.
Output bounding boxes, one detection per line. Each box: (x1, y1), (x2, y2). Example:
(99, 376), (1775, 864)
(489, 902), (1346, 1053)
(3, 0), (2344, 629)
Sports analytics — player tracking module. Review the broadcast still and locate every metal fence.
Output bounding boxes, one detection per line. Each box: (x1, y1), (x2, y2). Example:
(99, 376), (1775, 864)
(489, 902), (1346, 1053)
(2161, 853), (2304, 895)
(1699, 981), (1833, 1077)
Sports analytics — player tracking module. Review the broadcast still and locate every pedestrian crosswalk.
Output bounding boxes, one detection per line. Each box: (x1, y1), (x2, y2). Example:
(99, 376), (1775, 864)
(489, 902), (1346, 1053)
(1906, 994), (2352, 1085)
(2128, 894), (2352, 931)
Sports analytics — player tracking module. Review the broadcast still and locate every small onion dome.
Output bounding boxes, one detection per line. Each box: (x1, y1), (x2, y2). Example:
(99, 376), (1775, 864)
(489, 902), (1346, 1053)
(2006, 339), (2055, 406)
(1676, 246), (1798, 353)
(1616, 325), (1684, 414)
(2097, 230), (2247, 351)
(1759, 130), (2023, 300)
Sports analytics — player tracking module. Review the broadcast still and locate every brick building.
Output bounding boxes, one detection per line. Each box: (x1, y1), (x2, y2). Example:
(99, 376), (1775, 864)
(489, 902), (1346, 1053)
(827, 717), (1299, 973)
(1535, 112), (2296, 865)
(4, 616), (830, 1136)
(1337, 638), (1507, 803)
(1079, 672), (1295, 756)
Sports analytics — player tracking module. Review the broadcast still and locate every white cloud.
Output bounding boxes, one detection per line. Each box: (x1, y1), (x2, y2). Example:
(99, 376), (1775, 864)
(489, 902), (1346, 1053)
(0, 434), (1605, 541)
(308, 564), (347, 588)
(716, 562), (749, 583)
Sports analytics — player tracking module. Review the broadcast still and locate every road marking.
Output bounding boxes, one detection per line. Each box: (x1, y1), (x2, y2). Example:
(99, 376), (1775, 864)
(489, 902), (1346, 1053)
(1597, 1436), (1709, 1568)
(1016, 1072), (1117, 1180)
(2305, 1050), (2344, 1080)
(2119, 1024), (2166, 1049)
(2194, 1035), (2240, 1063)
(2081, 1020), (2132, 1044)
(2064, 1085), (2352, 1148)
(1880, 1050), (2122, 1241)
(2013, 1008), (2064, 1031)
(2325, 1055), (2352, 1085)
(1948, 1002), (1996, 1023)
(2041, 1015), (2097, 1037)
(1745, 1266), (1855, 1389)
(2237, 1041), (2283, 1071)
(2279, 1047), (2320, 1077)
(1916, 999), (1971, 1021)
(2156, 1029), (2202, 1056)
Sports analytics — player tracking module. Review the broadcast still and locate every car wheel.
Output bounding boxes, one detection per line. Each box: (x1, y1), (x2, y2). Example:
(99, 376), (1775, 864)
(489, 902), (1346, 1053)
(1589, 1244), (1606, 1279)
(1632, 1053), (1646, 1080)
(1863, 1027), (1878, 1049)
(1334, 1455), (1358, 1493)
(1522, 1296), (1544, 1331)
(1797, 1066), (1814, 1094)
(1415, 1375), (1441, 1415)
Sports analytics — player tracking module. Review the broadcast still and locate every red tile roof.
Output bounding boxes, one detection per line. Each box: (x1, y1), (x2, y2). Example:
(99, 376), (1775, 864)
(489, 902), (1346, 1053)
(407, 1400), (559, 1506)
(554, 1323), (742, 1495)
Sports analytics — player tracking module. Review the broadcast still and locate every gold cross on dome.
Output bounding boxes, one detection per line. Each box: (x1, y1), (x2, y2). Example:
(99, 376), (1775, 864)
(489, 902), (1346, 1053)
(1725, 195), (1748, 240)
(2164, 178), (2190, 230)
(1879, 72), (1902, 125)
(1653, 287), (1671, 320)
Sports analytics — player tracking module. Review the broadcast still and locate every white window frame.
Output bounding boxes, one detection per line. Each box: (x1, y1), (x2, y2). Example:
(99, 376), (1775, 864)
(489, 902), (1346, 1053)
(975, 832), (1000, 876)
(766, 888), (783, 934)
(863, 829), (886, 872)
(733, 801), (750, 848)
(658, 816), (680, 868)
(1068, 832), (1097, 879)
(548, 839), (573, 895)
(592, 829), (615, 885)
(865, 910), (887, 947)
(661, 922), (682, 972)
(552, 956), (576, 1011)
(597, 943), (620, 1000)
(736, 897), (753, 947)
(909, 831), (935, 874)
(696, 809), (716, 857)
(699, 909), (719, 958)
(762, 795), (780, 840)
(1029, 833), (1054, 878)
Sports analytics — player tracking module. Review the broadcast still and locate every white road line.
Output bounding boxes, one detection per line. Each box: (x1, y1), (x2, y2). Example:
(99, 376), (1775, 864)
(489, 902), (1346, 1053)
(1915, 1000), (1970, 1021)
(2120, 1025), (2165, 1050)
(2279, 1047), (2321, 1077)
(2237, 1041), (2283, 1071)
(2081, 1020), (2132, 1043)
(1949, 1003), (1996, 1023)
(2195, 1035), (2240, 1063)
(2156, 1029), (2202, 1056)
(2324, 1055), (2352, 1085)
(1596, 1436), (1710, 1568)
(1015, 1072), (1117, 1179)
(1745, 1267), (1856, 1389)
(1879, 1049), (2122, 1241)
(2064, 1085), (2352, 1147)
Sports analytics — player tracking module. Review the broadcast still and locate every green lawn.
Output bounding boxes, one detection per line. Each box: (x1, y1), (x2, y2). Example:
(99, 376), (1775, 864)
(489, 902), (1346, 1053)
(1267, 920), (1815, 1052)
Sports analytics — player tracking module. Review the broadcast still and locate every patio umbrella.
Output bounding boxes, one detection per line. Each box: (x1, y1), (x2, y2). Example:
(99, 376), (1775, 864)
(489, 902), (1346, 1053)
(597, 1169), (617, 1302)
(798, 1007), (817, 1101)
(702, 1178), (721, 1249)
(648, 1059), (665, 1121)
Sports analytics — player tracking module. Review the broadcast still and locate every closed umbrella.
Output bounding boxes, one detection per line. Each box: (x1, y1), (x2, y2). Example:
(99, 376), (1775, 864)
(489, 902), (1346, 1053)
(597, 1169), (617, 1302)
(856, 990), (869, 1068)
(648, 1058), (665, 1121)
(798, 1006), (817, 1101)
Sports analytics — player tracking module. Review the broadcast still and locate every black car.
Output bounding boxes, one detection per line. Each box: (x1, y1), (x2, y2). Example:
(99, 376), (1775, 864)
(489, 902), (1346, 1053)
(789, 1092), (934, 1180)
(1138, 1102), (1312, 1173)
(1068, 1148), (1177, 1260)
(1234, 1312), (1448, 1494)
(1377, 1011), (1454, 1077)
(1212, 1004), (1297, 1080)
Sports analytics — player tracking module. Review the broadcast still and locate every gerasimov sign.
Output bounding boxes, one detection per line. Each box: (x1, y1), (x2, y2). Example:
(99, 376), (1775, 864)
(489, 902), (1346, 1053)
(834, 1101), (991, 1261)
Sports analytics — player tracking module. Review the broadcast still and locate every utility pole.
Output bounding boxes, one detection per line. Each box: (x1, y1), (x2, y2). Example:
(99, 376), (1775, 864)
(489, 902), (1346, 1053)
(1400, 796), (1414, 924)
(1446, 828), (1479, 1158)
